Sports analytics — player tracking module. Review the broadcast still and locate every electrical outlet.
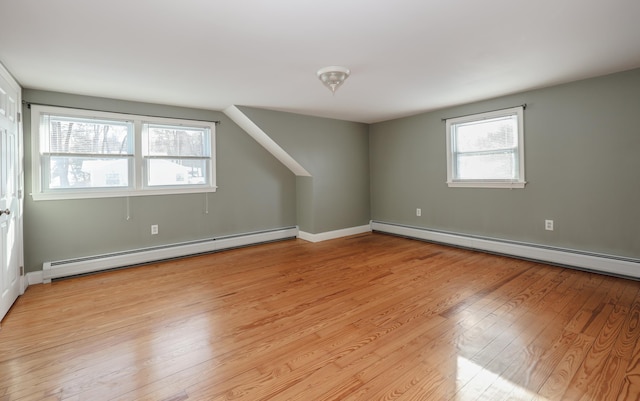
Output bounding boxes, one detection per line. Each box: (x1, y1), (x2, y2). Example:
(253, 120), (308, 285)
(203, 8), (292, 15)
(545, 220), (554, 231)
(416, 208), (422, 217)
(151, 224), (159, 235)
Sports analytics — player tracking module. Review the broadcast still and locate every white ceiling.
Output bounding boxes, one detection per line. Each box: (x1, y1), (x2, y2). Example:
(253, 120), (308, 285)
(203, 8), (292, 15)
(1, 0), (639, 123)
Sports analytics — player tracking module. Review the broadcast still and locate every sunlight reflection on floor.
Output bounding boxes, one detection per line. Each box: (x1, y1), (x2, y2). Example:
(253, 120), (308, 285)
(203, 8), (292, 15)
(455, 356), (549, 400)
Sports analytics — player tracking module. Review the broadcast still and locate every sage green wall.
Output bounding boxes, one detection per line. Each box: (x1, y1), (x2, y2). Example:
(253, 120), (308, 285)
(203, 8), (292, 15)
(238, 107), (370, 234)
(22, 90), (297, 273)
(296, 176), (314, 232)
(370, 68), (640, 259)
(24, 68), (639, 273)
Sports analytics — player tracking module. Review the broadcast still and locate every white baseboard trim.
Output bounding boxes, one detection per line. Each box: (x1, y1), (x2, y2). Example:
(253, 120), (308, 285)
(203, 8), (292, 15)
(26, 271), (44, 286)
(37, 227), (298, 284)
(371, 221), (640, 280)
(298, 224), (372, 243)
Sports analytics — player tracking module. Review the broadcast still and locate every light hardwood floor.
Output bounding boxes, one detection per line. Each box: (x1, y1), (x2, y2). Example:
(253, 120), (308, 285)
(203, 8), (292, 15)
(1, 233), (639, 400)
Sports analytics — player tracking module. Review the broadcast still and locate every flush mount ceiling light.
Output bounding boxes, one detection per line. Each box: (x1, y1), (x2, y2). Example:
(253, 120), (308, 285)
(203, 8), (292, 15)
(317, 66), (350, 94)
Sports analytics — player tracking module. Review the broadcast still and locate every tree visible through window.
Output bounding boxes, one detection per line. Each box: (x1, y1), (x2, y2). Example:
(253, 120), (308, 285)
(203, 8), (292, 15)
(42, 114), (133, 189)
(31, 105), (217, 200)
(143, 123), (211, 187)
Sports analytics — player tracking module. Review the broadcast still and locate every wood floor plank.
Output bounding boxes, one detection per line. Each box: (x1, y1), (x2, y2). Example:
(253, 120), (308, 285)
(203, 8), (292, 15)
(612, 299), (640, 360)
(562, 302), (629, 400)
(537, 333), (595, 400)
(1, 233), (638, 400)
(590, 355), (628, 401)
(617, 354), (640, 401)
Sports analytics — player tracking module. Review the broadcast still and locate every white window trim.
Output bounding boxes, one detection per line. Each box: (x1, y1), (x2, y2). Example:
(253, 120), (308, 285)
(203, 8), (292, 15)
(445, 106), (526, 189)
(30, 105), (217, 201)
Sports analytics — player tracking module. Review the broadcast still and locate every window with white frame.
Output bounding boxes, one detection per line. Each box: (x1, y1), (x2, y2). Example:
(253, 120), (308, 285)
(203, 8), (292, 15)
(31, 105), (216, 200)
(142, 123), (211, 187)
(445, 106), (525, 188)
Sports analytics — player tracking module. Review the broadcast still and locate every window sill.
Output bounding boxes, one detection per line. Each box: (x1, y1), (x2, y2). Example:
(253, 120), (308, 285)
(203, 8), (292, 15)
(30, 186), (218, 201)
(446, 181), (526, 189)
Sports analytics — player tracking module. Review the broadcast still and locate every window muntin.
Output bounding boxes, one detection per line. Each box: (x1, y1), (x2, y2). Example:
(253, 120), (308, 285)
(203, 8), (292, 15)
(31, 105), (216, 200)
(446, 107), (525, 188)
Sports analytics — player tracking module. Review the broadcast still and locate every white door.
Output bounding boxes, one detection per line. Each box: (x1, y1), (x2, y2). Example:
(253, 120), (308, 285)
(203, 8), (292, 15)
(0, 66), (22, 323)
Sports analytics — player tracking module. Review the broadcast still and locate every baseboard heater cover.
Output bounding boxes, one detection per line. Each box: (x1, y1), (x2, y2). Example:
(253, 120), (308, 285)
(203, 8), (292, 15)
(42, 227), (298, 282)
(371, 221), (640, 280)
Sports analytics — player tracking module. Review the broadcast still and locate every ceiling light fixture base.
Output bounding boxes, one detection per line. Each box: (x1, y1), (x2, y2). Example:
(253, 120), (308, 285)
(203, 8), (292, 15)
(317, 66), (350, 94)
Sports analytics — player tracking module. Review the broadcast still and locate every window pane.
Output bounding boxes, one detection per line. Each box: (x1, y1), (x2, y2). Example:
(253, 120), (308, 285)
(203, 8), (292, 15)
(147, 159), (208, 187)
(47, 156), (130, 189)
(44, 115), (132, 155)
(147, 124), (208, 157)
(456, 152), (517, 180)
(454, 115), (517, 153)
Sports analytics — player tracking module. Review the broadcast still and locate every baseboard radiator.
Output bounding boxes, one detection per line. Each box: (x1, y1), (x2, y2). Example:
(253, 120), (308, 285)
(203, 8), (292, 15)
(371, 221), (640, 280)
(42, 227), (298, 283)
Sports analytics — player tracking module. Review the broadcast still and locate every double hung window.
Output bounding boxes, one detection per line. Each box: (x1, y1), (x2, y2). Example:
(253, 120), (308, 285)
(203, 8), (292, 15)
(445, 106), (525, 188)
(142, 123), (211, 187)
(31, 105), (216, 200)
